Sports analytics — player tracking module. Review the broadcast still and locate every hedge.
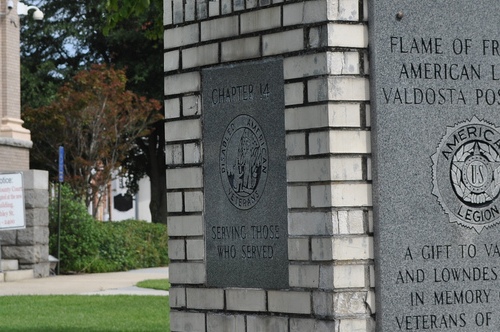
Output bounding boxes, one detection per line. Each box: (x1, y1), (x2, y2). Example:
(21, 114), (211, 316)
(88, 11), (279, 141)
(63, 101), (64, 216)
(49, 185), (168, 274)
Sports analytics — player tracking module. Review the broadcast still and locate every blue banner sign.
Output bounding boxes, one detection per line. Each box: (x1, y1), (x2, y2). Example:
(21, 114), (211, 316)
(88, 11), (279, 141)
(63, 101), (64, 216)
(58, 146), (64, 183)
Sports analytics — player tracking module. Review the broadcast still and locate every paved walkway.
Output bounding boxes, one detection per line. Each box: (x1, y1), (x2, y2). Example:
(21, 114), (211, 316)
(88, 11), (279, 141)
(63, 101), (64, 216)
(0, 267), (169, 296)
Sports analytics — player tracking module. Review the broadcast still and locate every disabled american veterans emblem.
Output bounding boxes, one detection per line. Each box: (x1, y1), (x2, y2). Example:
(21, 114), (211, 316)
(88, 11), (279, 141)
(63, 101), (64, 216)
(219, 114), (268, 210)
(432, 116), (500, 233)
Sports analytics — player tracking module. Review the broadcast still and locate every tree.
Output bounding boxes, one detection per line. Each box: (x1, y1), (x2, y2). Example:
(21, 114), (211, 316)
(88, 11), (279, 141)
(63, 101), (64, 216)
(20, 0), (168, 223)
(121, 120), (167, 224)
(23, 65), (162, 216)
(104, 0), (167, 227)
(21, 0), (163, 98)
(102, 7), (167, 224)
(21, 0), (111, 83)
(105, 0), (164, 40)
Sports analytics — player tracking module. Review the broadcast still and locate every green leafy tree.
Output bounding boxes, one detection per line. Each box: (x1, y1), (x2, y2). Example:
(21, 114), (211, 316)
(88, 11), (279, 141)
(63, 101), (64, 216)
(105, 0), (164, 40)
(23, 65), (162, 215)
(104, 3), (167, 224)
(20, 0), (167, 223)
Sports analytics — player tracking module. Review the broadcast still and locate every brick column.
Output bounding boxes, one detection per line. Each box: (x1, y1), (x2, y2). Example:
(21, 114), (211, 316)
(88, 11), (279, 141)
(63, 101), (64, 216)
(0, 0), (32, 170)
(165, 0), (374, 330)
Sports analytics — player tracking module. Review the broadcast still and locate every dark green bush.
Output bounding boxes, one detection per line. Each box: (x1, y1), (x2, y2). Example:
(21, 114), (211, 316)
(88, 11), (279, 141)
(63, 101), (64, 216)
(49, 185), (169, 273)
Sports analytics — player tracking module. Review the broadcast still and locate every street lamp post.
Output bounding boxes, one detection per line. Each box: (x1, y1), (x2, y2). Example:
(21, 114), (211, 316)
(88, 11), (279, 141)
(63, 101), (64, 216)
(17, 1), (43, 20)
(1, 1), (43, 19)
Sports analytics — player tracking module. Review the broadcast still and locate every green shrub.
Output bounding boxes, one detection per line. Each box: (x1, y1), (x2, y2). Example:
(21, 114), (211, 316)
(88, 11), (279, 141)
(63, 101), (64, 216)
(49, 184), (169, 273)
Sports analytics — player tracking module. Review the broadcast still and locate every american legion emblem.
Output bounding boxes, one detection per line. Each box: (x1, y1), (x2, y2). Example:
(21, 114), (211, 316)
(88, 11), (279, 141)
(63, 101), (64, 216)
(432, 116), (500, 233)
(219, 114), (268, 210)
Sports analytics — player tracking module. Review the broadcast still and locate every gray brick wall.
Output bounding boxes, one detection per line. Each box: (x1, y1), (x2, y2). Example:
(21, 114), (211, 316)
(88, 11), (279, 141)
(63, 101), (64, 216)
(164, 0), (375, 330)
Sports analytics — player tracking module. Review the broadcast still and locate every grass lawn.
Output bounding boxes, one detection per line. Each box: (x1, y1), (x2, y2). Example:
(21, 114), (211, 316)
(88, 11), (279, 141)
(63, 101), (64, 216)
(0, 295), (169, 332)
(136, 279), (170, 291)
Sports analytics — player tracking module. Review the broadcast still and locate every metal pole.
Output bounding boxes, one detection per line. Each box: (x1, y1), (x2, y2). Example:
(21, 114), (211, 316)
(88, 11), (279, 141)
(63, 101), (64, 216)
(57, 145), (64, 275)
(57, 182), (61, 275)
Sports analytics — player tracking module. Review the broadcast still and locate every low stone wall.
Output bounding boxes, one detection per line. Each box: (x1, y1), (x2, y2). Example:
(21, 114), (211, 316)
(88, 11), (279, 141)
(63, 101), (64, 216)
(1, 170), (49, 278)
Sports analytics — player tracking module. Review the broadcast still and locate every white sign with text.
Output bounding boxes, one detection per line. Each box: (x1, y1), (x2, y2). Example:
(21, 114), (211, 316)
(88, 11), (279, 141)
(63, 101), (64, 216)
(0, 173), (25, 230)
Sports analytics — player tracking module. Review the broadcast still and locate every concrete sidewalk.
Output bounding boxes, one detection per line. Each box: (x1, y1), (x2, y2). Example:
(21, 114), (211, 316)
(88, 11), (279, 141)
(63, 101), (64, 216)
(0, 267), (169, 296)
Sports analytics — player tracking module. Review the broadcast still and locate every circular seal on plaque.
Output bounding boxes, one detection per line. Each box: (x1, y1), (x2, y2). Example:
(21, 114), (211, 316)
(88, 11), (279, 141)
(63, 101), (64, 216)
(432, 116), (500, 233)
(219, 114), (268, 210)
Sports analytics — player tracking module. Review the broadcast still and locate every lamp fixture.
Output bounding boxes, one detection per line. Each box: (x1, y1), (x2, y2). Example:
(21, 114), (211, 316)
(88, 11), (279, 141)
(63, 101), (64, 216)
(0, 0), (13, 16)
(17, 1), (43, 20)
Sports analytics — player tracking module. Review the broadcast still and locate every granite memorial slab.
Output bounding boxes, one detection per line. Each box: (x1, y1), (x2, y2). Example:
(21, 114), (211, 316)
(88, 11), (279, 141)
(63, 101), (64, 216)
(202, 59), (288, 289)
(370, 1), (500, 330)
